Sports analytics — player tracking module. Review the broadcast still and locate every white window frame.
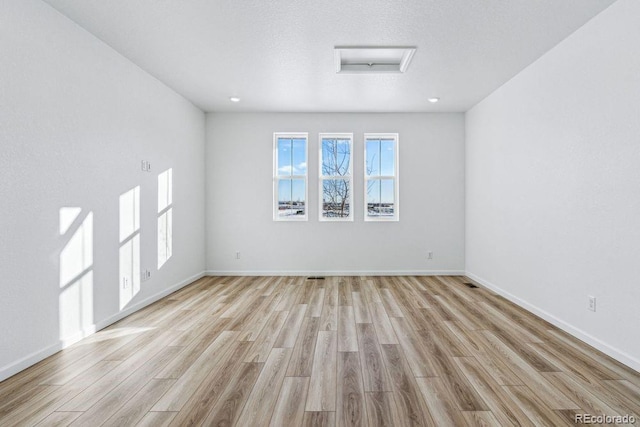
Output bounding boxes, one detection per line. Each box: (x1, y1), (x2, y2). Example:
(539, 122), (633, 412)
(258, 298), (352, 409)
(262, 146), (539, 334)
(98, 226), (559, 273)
(319, 133), (353, 222)
(273, 132), (308, 221)
(364, 133), (399, 222)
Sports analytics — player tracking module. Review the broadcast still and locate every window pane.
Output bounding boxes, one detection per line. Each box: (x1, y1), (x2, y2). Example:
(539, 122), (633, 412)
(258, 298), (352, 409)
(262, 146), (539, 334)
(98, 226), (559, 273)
(380, 139), (395, 176)
(277, 179), (305, 218)
(365, 139), (380, 176)
(292, 138), (307, 175)
(278, 179), (292, 217)
(277, 138), (292, 176)
(322, 179), (350, 218)
(291, 178), (306, 215)
(381, 179), (395, 204)
(278, 179), (292, 202)
(322, 138), (350, 176)
(366, 178), (395, 217)
(366, 179), (380, 216)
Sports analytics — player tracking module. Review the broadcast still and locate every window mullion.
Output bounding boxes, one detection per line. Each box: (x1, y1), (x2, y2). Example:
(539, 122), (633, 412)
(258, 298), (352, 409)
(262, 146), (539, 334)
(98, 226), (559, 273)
(378, 139), (382, 180)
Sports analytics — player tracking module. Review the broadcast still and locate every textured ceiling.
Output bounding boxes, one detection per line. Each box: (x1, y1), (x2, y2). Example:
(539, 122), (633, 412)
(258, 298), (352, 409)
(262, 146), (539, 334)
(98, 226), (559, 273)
(43, 0), (616, 113)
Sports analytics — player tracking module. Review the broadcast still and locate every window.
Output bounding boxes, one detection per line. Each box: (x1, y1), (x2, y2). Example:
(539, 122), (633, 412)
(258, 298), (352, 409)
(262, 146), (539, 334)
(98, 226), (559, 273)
(158, 168), (173, 269)
(364, 133), (399, 221)
(274, 133), (308, 221)
(319, 133), (353, 221)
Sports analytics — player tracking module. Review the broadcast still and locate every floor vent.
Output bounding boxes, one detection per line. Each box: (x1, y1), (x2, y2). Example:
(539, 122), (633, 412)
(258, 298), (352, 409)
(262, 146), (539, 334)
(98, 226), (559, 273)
(463, 283), (479, 289)
(307, 276), (326, 280)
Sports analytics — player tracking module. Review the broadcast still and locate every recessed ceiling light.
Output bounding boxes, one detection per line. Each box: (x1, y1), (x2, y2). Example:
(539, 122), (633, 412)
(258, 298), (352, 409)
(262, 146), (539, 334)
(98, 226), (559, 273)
(428, 97), (440, 103)
(229, 96), (241, 102)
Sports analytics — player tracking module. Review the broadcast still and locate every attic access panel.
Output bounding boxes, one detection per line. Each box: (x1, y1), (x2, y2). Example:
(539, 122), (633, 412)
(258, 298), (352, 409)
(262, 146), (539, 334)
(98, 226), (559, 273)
(334, 46), (416, 74)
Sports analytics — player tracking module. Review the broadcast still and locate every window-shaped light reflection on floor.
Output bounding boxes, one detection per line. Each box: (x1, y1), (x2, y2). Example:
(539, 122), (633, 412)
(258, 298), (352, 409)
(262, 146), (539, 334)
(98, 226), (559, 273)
(158, 168), (172, 269)
(119, 186), (140, 310)
(59, 207), (94, 342)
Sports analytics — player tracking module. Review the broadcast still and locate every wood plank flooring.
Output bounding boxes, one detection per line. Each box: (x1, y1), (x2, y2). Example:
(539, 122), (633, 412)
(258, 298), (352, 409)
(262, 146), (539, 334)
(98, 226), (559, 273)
(1, 276), (639, 426)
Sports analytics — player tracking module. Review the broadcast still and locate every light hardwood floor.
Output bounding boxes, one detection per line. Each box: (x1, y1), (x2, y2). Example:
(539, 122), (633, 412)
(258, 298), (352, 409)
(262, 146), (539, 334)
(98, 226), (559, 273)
(1, 276), (639, 426)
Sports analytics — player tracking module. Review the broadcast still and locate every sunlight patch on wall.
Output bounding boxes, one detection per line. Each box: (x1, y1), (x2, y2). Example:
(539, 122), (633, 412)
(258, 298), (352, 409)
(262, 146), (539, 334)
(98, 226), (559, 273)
(119, 186), (141, 310)
(158, 168), (173, 269)
(59, 208), (94, 342)
(59, 207), (82, 235)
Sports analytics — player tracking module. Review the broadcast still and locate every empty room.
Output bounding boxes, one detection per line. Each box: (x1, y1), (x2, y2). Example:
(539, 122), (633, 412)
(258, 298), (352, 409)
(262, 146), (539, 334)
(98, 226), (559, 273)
(1, 0), (639, 425)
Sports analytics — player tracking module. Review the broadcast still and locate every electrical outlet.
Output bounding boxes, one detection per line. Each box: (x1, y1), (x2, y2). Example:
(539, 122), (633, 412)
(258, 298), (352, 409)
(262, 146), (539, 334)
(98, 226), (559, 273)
(588, 295), (596, 312)
(141, 270), (152, 282)
(427, 251), (433, 260)
(236, 251), (241, 260)
(141, 160), (152, 172)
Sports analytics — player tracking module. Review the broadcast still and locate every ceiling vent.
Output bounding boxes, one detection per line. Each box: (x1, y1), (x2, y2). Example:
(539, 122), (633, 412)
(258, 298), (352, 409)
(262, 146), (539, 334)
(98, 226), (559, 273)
(334, 46), (416, 74)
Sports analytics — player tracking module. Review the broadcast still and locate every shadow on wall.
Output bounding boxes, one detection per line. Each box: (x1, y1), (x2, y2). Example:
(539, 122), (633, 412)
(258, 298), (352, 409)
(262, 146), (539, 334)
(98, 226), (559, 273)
(58, 207), (94, 344)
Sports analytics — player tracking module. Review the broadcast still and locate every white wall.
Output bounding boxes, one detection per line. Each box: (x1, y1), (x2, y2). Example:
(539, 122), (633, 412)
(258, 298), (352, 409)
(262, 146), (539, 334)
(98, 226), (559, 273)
(0, 0), (206, 380)
(206, 113), (465, 275)
(466, 0), (640, 370)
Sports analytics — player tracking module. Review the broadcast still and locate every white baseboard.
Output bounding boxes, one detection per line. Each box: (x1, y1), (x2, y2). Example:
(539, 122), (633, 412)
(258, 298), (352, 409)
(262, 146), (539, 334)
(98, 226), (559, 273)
(205, 270), (466, 277)
(59, 325), (98, 348)
(94, 270), (206, 331)
(0, 342), (63, 384)
(0, 270), (206, 383)
(465, 271), (640, 373)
